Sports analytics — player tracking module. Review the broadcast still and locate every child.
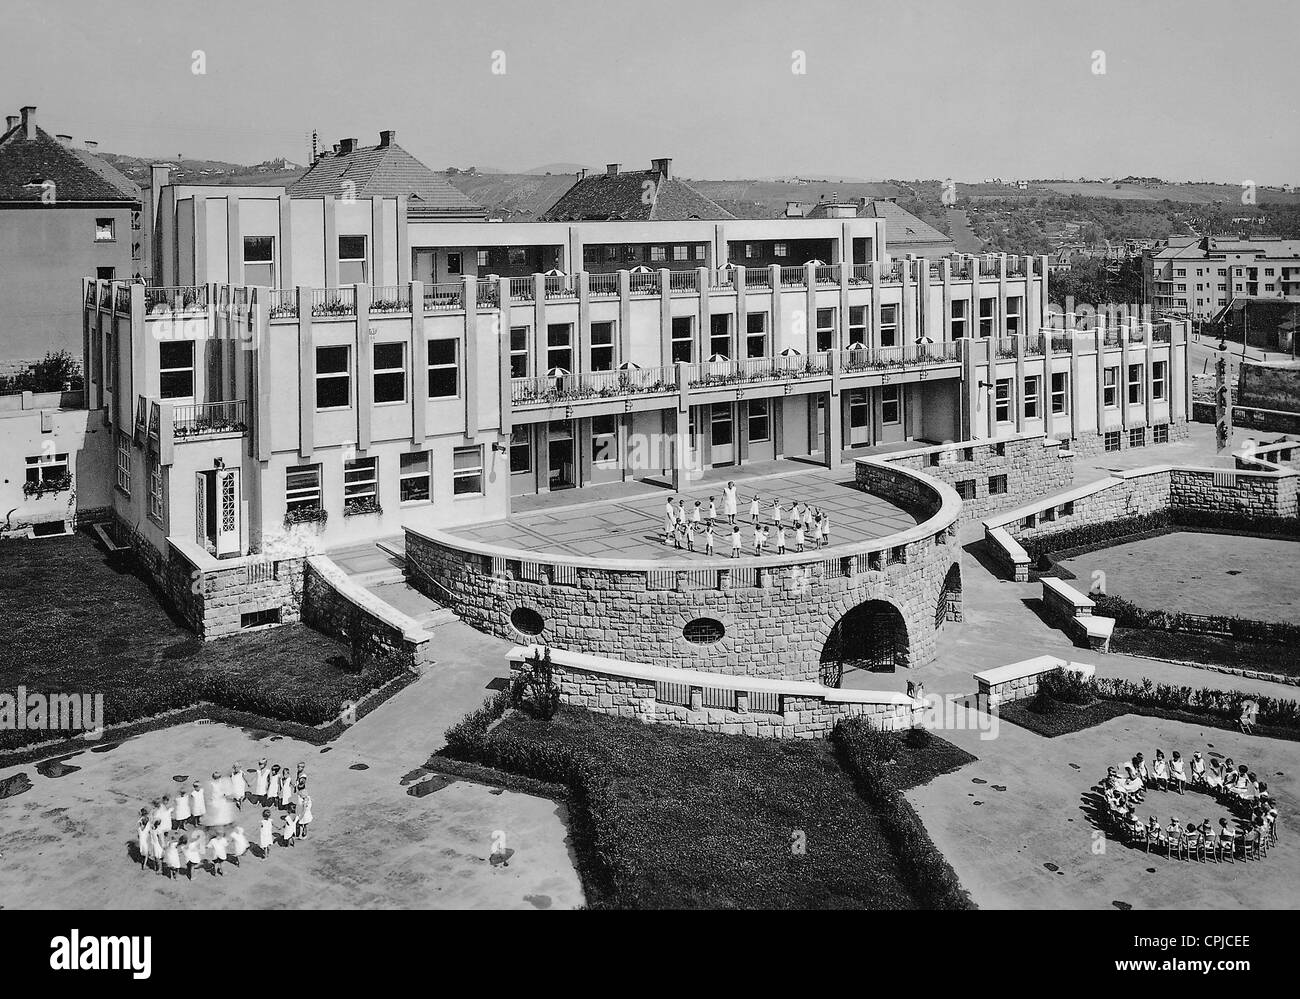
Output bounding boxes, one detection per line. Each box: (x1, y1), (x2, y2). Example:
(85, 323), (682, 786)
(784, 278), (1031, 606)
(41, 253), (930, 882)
(279, 766), (295, 809)
(703, 524), (715, 557)
(173, 785), (191, 827)
(723, 481), (738, 525)
(164, 834), (182, 880)
(230, 764), (247, 811)
(297, 789), (313, 840)
(770, 498), (783, 528)
(686, 521), (696, 553)
(229, 825), (250, 866)
(281, 807), (298, 847)
(813, 515), (825, 550)
(794, 522), (806, 553)
(775, 523), (787, 555)
(155, 796), (174, 835)
(663, 498), (676, 544)
(258, 809), (274, 858)
(1170, 752), (1187, 793)
(751, 521), (763, 556)
(183, 831), (204, 880)
(749, 495), (761, 526)
(188, 781), (206, 826)
(674, 519), (687, 551)
(691, 501), (702, 528)
(149, 820), (165, 876)
(208, 831), (228, 876)
(676, 499), (688, 530)
(706, 496), (717, 527)
(1190, 751), (1206, 786)
(730, 525), (742, 559)
(253, 759), (270, 806)
(136, 809), (150, 870)
(822, 511), (831, 547)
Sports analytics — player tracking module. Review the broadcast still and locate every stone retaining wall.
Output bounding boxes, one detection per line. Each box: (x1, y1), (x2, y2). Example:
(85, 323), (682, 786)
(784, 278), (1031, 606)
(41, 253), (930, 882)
(303, 555), (433, 668)
(974, 655), (1096, 707)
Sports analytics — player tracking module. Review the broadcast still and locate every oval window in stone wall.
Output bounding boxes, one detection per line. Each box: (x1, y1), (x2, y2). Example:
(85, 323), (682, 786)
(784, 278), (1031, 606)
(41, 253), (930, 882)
(510, 607), (545, 636)
(683, 617), (726, 645)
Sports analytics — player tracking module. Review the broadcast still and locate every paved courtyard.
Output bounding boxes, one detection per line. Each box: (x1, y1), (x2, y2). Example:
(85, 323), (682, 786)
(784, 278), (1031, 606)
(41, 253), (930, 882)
(449, 465), (920, 561)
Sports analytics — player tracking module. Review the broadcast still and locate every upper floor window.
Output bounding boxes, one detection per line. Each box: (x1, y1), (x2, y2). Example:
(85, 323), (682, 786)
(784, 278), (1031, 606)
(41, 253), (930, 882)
(709, 314), (730, 359)
(1103, 366), (1118, 408)
(446, 252), (462, 275)
(1051, 371), (1069, 414)
(773, 242), (788, 258)
(243, 236), (276, 287)
(994, 378), (1012, 422)
(315, 345), (351, 409)
(338, 235), (367, 284)
(591, 321), (614, 372)
(1005, 296), (1022, 336)
(373, 342), (406, 404)
(848, 306), (867, 346)
(815, 308), (835, 352)
(1023, 375), (1040, 419)
(673, 245), (688, 261)
(509, 326), (529, 379)
(546, 324), (572, 371)
(650, 246), (667, 262)
(979, 298), (995, 337)
(159, 341), (195, 400)
(427, 339), (459, 398)
(1127, 363), (1144, 405)
(476, 250), (489, 268)
(1152, 360), (1167, 401)
(95, 218), (116, 242)
(880, 304), (900, 347)
(951, 299), (968, 339)
(745, 313), (767, 359)
(671, 316), (693, 364)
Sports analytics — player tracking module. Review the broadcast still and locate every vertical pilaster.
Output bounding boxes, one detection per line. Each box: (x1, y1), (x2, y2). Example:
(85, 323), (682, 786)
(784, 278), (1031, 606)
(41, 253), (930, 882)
(278, 194), (293, 288)
(297, 287), (314, 460)
(659, 268), (673, 369)
(324, 195), (338, 289)
(356, 285), (372, 452)
(463, 275), (478, 440)
(411, 281), (427, 446)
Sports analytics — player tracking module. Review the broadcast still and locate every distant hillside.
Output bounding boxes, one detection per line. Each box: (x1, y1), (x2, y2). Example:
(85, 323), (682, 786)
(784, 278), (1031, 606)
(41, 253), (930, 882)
(98, 151), (302, 188)
(446, 172), (577, 219)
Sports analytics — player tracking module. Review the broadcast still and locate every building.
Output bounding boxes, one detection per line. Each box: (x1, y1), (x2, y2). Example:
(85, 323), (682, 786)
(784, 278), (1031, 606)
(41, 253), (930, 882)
(539, 159), (732, 222)
(1145, 235), (1300, 320)
(785, 198), (955, 258)
(0, 106), (144, 367)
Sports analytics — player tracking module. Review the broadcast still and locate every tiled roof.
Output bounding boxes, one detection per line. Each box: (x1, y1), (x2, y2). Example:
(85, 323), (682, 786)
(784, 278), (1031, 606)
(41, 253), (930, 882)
(288, 140), (486, 218)
(804, 199), (952, 249)
(0, 123), (140, 203)
(540, 169), (735, 221)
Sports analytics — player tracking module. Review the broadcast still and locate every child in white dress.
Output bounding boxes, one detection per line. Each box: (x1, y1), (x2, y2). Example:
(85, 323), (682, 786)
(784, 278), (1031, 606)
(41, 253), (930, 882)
(280, 808), (298, 846)
(164, 835), (182, 879)
(297, 791), (313, 840)
(258, 809), (274, 858)
(770, 499), (782, 528)
(229, 826), (250, 865)
(1170, 752), (1187, 793)
(136, 810), (150, 870)
(230, 764), (247, 810)
(173, 787), (191, 826)
(148, 820), (165, 875)
(189, 782), (206, 824)
(794, 523), (806, 553)
(776, 524), (787, 555)
(280, 764), (296, 806)
(706, 497), (717, 526)
(703, 525), (715, 556)
(749, 496), (761, 526)
(723, 482), (738, 525)
(730, 526), (742, 558)
(208, 832), (228, 876)
(663, 499), (676, 545)
(183, 832), (203, 879)
(254, 759), (270, 806)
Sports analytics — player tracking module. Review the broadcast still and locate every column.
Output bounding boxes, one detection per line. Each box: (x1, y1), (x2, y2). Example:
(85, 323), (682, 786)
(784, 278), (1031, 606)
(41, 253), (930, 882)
(356, 284), (373, 452)
(823, 391), (842, 469)
(297, 286), (314, 460)
(411, 280), (428, 446)
(463, 275), (478, 441)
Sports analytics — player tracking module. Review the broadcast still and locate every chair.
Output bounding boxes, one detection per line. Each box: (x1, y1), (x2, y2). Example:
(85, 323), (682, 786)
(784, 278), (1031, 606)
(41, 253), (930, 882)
(1242, 832), (1261, 861)
(1189, 831), (1206, 862)
(1219, 831), (1235, 863)
(1170, 829), (1189, 861)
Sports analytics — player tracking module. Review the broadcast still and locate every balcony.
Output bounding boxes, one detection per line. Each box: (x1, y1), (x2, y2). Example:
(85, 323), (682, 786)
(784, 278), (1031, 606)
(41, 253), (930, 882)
(840, 341), (961, 374)
(311, 287), (355, 317)
(145, 285), (209, 313)
(511, 367), (677, 408)
(172, 400), (249, 439)
(686, 353), (832, 389)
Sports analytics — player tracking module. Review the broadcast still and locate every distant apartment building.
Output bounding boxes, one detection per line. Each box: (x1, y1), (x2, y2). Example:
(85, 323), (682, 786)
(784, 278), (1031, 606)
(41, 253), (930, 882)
(74, 135), (1189, 589)
(0, 106), (144, 367)
(1145, 235), (1300, 319)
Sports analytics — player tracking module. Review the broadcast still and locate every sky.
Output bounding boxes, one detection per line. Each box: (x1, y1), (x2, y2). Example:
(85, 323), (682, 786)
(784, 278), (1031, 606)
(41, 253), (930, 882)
(3, 0), (1297, 183)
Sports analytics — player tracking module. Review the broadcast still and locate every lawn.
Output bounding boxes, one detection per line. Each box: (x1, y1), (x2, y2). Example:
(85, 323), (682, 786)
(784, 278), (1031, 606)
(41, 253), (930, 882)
(0, 532), (406, 753)
(1113, 628), (1300, 679)
(438, 698), (976, 910)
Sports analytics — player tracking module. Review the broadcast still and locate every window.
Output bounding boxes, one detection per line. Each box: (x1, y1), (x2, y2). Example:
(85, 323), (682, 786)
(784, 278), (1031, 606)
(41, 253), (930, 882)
(879, 304), (898, 347)
(710, 403), (733, 446)
(453, 445), (484, 495)
(592, 414), (618, 463)
(96, 266), (116, 282)
(951, 299), (968, 339)
(148, 456), (163, 522)
(1104, 430), (1121, 453)
(683, 618), (725, 645)
(509, 426), (531, 474)
(994, 379), (1012, 422)
(673, 245), (688, 261)
(815, 308), (835, 352)
(671, 316), (693, 363)
(508, 247), (526, 266)
(773, 242), (788, 258)
(590, 321), (614, 372)
(693, 245), (706, 260)
(955, 479), (976, 500)
(509, 327), (529, 379)
(745, 314), (767, 358)
(979, 298), (995, 337)
(427, 339), (459, 398)
(476, 250), (489, 268)
(546, 324), (572, 371)
(373, 342), (406, 404)
(242, 236), (275, 286)
(399, 451), (430, 503)
(848, 306), (867, 346)
(511, 607), (545, 636)
(744, 243), (756, 259)
(1051, 372), (1068, 415)
(1023, 376), (1040, 419)
(1129, 427), (1145, 448)
(650, 245), (667, 262)
(159, 340), (195, 399)
(315, 345), (351, 409)
(25, 451), (70, 488)
(447, 252), (462, 275)
(94, 218), (116, 242)
(709, 314), (730, 358)
(849, 388), (870, 430)
(1154, 423), (1169, 444)
(241, 608), (281, 629)
(286, 464), (321, 511)
(115, 432), (131, 494)
(881, 384), (901, 425)
(1006, 296), (1022, 336)
(1103, 367), (1118, 408)
(338, 235), (368, 284)
(747, 399), (770, 442)
(344, 456), (378, 512)
(1127, 363), (1143, 405)
(988, 474), (1007, 495)
(1152, 360), (1167, 401)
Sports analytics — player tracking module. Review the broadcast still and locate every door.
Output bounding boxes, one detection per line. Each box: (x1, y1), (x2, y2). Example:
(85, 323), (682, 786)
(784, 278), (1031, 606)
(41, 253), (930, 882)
(848, 389), (872, 447)
(412, 249), (436, 285)
(810, 395), (825, 454)
(709, 402), (734, 467)
(548, 420), (575, 489)
(215, 467), (241, 557)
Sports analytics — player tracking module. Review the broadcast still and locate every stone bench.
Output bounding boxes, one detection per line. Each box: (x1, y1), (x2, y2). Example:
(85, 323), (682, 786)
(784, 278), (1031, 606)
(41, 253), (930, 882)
(1041, 577), (1113, 653)
(985, 525), (1031, 582)
(974, 655), (1097, 707)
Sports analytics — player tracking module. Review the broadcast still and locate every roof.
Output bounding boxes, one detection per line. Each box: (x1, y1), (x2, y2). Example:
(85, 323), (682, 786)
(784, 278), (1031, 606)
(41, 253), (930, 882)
(804, 198), (952, 248)
(288, 138), (486, 218)
(0, 122), (140, 203)
(540, 168), (735, 222)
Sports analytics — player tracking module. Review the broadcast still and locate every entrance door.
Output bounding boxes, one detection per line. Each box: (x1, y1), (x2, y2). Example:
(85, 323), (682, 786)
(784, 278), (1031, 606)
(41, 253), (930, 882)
(196, 468), (242, 557)
(810, 396), (825, 454)
(709, 402), (734, 467)
(548, 420), (576, 489)
(412, 249), (436, 285)
(848, 389), (872, 447)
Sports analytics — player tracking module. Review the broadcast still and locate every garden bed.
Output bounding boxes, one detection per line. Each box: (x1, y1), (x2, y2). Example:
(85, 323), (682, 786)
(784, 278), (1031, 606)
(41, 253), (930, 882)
(435, 695), (975, 910)
(1111, 628), (1300, 680)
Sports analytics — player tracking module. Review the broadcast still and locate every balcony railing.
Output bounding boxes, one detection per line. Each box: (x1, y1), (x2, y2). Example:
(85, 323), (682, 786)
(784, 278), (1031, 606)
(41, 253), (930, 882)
(743, 267), (771, 288)
(511, 366), (676, 407)
(668, 270), (699, 294)
(99, 283), (113, 308)
(477, 280), (500, 308)
(172, 400), (248, 439)
(849, 264), (872, 285)
(815, 264), (840, 286)
(993, 336), (1018, 359)
(114, 284), (132, 314)
(370, 285), (411, 313)
(686, 352), (832, 389)
(85, 282), (97, 307)
(145, 285), (208, 313)
(840, 341), (960, 373)
(588, 273), (619, 297)
(1152, 326), (1172, 343)
(779, 266), (805, 287)
(310, 287), (356, 317)
(629, 272), (659, 295)
(543, 274), (575, 299)
(268, 289), (298, 319)
(424, 282), (463, 312)
(508, 276), (534, 301)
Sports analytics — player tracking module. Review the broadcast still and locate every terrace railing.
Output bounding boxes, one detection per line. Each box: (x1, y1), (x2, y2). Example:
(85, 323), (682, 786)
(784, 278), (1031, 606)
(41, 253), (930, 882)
(779, 266), (806, 287)
(588, 272), (619, 297)
(171, 399), (249, 439)
(268, 289), (298, 319)
(849, 263), (872, 285)
(114, 284), (132, 314)
(668, 270), (699, 294)
(814, 264), (840, 286)
(993, 336), (1018, 360)
(743, 267), (771, 288)
(423, 282), (463, 312)
(476, 279), (499, 308)
(369, 285), (411, 313)
(629, 271), (660, 296)
(510, 366), (677, 407)
(840, 341), (960, 373)
(310, 287), (356, 317)
(508, 276), (534, 301)
(144, 285), (209, 313)
(685, 352), (832, 389)
(543, 274), (574, 299)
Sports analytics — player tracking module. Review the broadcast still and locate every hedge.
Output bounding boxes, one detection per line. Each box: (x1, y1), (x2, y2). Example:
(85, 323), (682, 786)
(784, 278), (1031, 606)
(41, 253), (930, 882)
(1091, 592), (1300, 646)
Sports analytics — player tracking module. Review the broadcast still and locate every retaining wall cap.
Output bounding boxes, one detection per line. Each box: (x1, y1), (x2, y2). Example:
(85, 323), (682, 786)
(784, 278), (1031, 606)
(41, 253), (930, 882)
(974, 654), (1069, 685)
(506, 644), (920, 707)
(985, 524), (1029, 563)
(1042, 576), (1094, 608)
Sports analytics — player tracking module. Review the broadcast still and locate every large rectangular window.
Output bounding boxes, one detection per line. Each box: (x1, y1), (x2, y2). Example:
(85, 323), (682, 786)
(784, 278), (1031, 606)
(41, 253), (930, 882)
(148, 456), (163, 522)
(115, 432), (131, 494)
(1152, 360), (1167, 401)
(95, 218), (116, 242)
(546, 324), (572, 372)
(343, 456), (378, 512)
(1103, 366), (1119, 408)
(879, 304), (898, 347)
(25, 451), (70, 489)
(881, 384), (901, 425)
(848, 306), (867, 347)
(1051, 372), (1069, 415)
(979, 298), (995, 338)
(315, 345), (351, 409)
(399, 451), (430, 503)
(710, 403), (733, 446)
(242, 236), (275, 287)
(1127, 363), (1144, 405)
(285, 464), (321, 511)
(592, 414), (618, 463)
(994, 379), (1012, 423)
(709, 314), (731, 359)
(670, 316), (693, 364)
(747, 399), (770, 443)
(373, 342), (406, 404)
(509, 426), (532, 474)
(338, 235), (367, 284)
(745, 313), (767, 359)
(453, 445), (484, 495)
(1024, 375), (1040, 419)
(159, 340), (195, 400)
(427, 339), (459, 398)
(509, 326), (529, 379)
(1006, 296), (1022, 336)
(951, 299), (968, 339)
(815, 308), (835, 353)
(591, 321), (615, 372)
(849, 388), (870, 431)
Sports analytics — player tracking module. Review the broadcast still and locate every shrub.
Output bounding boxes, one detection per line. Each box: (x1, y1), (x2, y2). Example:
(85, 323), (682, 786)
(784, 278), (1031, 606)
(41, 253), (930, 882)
(1092, 591), (1300, 646)
(904, 726), (932, 750)
(509, 647), (561, 721)
(441, 690), (510, 760)
(1037, 667), (1094, 705)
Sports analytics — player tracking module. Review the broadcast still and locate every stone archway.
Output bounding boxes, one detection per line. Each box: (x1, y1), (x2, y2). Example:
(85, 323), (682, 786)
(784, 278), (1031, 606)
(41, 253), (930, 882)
(819, 598), (910, 687)
(934, 561), (963, 630)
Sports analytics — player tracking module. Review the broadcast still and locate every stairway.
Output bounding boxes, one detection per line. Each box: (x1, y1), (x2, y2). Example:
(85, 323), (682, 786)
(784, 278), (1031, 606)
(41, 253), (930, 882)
(329, 538), (459, 632)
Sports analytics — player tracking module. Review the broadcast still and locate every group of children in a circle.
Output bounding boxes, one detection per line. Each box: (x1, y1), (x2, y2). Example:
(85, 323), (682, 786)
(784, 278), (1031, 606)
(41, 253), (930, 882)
(664, 480), (831, 557)
(133, 759), (314, 880)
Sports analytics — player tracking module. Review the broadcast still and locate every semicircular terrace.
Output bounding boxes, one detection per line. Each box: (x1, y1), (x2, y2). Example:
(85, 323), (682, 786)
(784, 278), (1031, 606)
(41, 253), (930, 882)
(403, 458), (964, 681)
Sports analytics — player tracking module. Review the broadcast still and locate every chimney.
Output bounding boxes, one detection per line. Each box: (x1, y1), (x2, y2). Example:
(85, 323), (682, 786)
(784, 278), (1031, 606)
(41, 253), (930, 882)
(5, 115), (18, 131)
(84, 139), (98, 151)
(20, 105), (36, 140)
(56, 134), (72, 146)
(338, 137), (357, 155)
(606, 163), (620, 176)
(650, 157), (671, 180)
(332, 142), (340, 155)
(378, 129), (396, 147)
(150, 163), (171, 191)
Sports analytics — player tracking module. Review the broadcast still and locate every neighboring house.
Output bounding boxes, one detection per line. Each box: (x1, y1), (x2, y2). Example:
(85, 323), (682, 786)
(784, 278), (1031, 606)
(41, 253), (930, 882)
(788, 197), (956, 258)
(0, 106), (144, 366)
(1145, 235), (1300, 320)
(540, 159), (734, 222)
